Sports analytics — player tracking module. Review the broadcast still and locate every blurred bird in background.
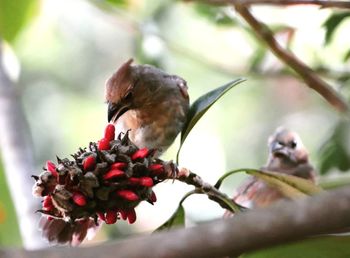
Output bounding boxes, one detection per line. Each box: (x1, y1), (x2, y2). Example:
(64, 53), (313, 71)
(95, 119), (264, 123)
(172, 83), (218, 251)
(39, 59), (190, 245)
(225, 127), (316, 216)
(105, 58), (190, 154)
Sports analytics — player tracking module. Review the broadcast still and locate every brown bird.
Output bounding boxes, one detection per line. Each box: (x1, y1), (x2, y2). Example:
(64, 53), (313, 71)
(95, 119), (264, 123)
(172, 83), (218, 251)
(229, 127), (316, 212)
(105, 58), (190, 153)
(39, 60), (189, 245)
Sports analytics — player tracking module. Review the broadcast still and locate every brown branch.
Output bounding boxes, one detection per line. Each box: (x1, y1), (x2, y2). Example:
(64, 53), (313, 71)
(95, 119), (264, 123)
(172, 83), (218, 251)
(187, 0), (350, 9)
(234, 2), (349, 114)
(0, 42), (48, 249)
(2, 186), (350, 258)
(173, 167), (245, 212)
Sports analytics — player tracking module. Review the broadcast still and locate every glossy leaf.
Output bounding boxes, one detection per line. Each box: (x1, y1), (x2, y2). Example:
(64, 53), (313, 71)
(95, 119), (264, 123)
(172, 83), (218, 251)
(323, 12), (350, 45)
(318, 121), (350, 175)
(177, 78), (246, 163)
(242, 235), (350, 258)
(0, 0), (39, 42)
(155, 204), (185, 232)
(215, 169), (322, 199)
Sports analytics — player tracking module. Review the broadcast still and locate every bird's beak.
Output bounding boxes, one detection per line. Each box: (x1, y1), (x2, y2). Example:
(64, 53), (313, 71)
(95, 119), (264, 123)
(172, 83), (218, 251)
(271, 142), (289, 158)
(108, 102), (131, 123)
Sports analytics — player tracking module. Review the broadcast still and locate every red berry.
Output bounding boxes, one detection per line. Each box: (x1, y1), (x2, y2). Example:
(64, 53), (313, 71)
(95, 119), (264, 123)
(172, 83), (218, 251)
(98, 138), (110, 150)
(46, 161), (58, 178)
(42, 196), (54, 211)
(111, 162), (127, 170)
(149, 164), (164, 175)
(103, 169), (125, 180)
(105, 210), (117, 224)
(72, 192), (87, 206)
(116, 190), (139, 201)
(149, 191), (157, 203)
(97, 212), (106, 221)
(104, 124), (115, 141)
(127, 208), (136, 224)
(119, 210), (128, 220)
(83, 156), (96, 171)
(139, 177), (153, 187)
(128, 177), (140, 185)
(131, 148), (150, 160)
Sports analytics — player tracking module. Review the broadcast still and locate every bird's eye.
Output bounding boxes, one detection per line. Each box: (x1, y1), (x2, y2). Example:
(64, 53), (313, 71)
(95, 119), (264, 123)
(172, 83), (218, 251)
(291, 140), (297, 148)
(124, 91), (133, 101)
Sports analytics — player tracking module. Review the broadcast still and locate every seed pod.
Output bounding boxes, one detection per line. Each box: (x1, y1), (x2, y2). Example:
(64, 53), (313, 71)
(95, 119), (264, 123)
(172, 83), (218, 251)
(46, 161), (58, 178)
(83, 156), (96, 171)
(116, 190), (139, 201)
(42, 196), (54, 211)
(104, 124), (115, 141)
(98, 138), (110, 151)
(128, 177), (140, 185)
(119, 209), (127, 220)
(131, 148), (149, 160)
(72, 192), (87, 207)
(149, 164), (164, 175)
(139, 177), (153, 187)
(149, 191), (157, 203)
(97, 212), (106, 222)
(126, 208), (136, 224)
(105, 210), (117, 224)
(103, 169), (125, 180)
(111, 162), (127, 170)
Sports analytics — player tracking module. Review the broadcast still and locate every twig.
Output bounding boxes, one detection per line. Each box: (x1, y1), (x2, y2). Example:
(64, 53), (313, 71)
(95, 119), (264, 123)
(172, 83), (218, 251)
(2, 186), (350, 258)
(169, 167), (245, 212)
(187, 0), (350, 9)
(234, 2), (350, 114)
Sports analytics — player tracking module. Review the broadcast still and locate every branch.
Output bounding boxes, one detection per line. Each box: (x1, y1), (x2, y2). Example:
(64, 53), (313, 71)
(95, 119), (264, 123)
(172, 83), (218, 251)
(234, 2), (350, 114)
(188, 0), (350, 9)
(173, 167), (245, 212)
(2, 186), (350, 258)
(0, 42), (48, 249)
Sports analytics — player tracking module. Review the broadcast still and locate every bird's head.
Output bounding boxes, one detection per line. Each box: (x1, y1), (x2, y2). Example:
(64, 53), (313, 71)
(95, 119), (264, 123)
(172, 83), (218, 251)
(105, 58), (138, 123)
(267, 127), (309, 165)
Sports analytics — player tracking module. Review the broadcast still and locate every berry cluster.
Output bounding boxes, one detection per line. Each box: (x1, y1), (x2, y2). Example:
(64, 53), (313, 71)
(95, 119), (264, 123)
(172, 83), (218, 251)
(32, 124), (171, 239)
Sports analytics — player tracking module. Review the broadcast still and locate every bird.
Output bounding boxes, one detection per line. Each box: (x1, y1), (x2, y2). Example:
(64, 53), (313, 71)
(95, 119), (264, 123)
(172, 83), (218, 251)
(38, 59), (189, 245)
(105, 58), (190, 154)
(226, 127), (316, 214)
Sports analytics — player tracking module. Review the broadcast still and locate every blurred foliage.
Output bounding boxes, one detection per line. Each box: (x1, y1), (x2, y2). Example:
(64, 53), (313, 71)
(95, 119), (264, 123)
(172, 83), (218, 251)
(194, 3), (237, 26)
(242, 235), (350, 258)
(323, 11), (350, 45)
(0, 0), (350, 254)
(319, 121), (350, 175)
(0, 161), (21, 246)
(0, 0), (39, 42)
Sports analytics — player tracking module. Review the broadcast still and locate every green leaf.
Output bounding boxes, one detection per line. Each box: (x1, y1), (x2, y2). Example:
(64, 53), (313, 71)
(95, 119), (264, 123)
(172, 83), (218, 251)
(177, 78), (246, 163)
(0, 0), (39, 42)
(214, 169), (322, 199)
(155, 190), (196, 232)
(242, 235), (350, 258)
(155, 204), (185, 232)
(344, 49), (350, 62)
(323, 12), (350, 45)
(318, 121), (350, 175)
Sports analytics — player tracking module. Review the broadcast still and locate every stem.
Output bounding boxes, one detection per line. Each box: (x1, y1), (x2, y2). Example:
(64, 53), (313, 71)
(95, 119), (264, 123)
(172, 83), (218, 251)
(169, 167), (244, 213)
